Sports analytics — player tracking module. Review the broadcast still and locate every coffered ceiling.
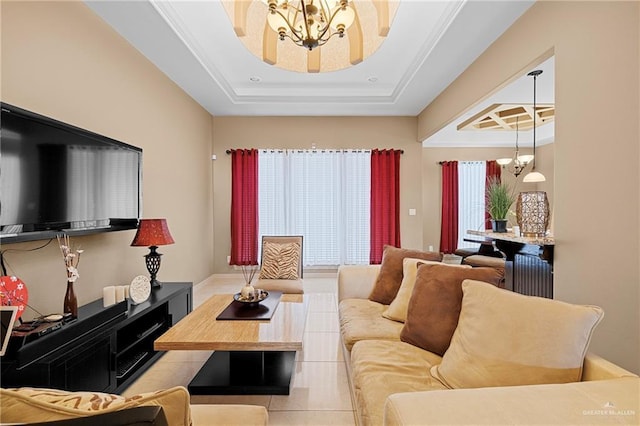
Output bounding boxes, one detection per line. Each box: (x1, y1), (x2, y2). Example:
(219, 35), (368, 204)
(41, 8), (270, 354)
(85, 0), (534, 117)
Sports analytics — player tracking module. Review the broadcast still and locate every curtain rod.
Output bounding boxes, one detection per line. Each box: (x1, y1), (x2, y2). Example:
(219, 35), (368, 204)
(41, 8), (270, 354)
(226, 149), (404, 154)
(438, 160), (488, 165)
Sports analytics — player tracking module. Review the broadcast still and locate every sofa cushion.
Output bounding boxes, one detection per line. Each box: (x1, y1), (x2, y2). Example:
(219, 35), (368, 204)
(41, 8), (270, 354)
(351, 340), (447, 426)
(190, 404), (269, 425)
(369, 246), (442, 305)
(259, 241), (300, 280)
(462, 254), (506, 271)
(383, 259), (470, 323)
(400, 264), (504, 356)
(384, 377), (640, 426)
(431, 280), (604, 389)
(0, 386), (191, 426)
(255, 278), (304, 294)
(339, 299), (403, 351)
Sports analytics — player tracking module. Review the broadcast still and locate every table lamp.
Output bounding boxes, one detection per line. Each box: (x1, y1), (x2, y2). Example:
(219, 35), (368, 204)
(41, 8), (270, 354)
(131, 219), (175, 288)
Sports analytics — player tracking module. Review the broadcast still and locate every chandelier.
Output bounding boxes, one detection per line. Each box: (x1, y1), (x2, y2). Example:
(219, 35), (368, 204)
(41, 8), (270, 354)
(267, 0), (355, 51)
(496, 116), (534, 178)
(225, 0), (396, 73)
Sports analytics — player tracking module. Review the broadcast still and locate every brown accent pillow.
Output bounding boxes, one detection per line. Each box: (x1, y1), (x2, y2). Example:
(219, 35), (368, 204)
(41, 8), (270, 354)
(400, 264), (504, 356)
(369, 246), (442, 304)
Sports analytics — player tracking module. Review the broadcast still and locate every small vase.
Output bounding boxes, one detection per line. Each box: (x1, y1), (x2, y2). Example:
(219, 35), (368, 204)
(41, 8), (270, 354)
(64, 281), (78, 318)
(240, 283), (256, 301)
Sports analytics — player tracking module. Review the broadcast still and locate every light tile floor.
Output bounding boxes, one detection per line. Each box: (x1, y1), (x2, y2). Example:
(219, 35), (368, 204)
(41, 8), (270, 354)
(123, 274), (355, 425)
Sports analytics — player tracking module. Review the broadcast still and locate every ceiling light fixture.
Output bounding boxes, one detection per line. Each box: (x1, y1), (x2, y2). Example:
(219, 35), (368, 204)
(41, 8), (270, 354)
(496, 116), (534, 178)
(226, 1), (396, 73)
(523, 69), (546, 183)
(267, 0), (355, 51)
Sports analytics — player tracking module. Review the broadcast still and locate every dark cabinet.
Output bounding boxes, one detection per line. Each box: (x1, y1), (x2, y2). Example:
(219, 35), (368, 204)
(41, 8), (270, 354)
(53, 334), (115, 392)
(1, 282), (192, 393)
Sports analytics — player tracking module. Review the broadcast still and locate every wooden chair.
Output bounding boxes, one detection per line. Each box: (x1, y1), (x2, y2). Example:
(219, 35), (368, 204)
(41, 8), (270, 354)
(255, 236), (304, 294)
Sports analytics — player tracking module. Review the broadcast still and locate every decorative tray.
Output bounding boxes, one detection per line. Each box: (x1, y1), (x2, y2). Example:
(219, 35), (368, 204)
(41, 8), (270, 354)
(233, 290), (268, 307)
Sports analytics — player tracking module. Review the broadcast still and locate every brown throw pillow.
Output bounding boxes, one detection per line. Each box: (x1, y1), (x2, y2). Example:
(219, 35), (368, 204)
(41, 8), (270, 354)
(400, 264), (504, 356)
(369, 246), (442, 304)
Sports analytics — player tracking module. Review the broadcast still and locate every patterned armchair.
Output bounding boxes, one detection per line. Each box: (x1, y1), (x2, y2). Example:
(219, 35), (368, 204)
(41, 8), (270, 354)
(255, 235), (304, 294)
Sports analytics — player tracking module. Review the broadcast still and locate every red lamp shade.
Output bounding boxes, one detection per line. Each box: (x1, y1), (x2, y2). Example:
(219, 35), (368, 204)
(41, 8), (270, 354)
(131, 219), (175, 247)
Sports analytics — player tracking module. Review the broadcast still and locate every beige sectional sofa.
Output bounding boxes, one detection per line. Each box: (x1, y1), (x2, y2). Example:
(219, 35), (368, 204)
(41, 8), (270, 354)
(338, 263), (640, 426)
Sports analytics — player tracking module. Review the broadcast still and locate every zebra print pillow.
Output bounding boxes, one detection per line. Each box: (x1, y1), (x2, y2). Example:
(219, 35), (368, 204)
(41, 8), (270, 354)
(259, 242), (301, 280)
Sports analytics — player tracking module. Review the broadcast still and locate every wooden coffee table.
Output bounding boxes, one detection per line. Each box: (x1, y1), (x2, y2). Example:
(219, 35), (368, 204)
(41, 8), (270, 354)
(154, 292), (306, 395)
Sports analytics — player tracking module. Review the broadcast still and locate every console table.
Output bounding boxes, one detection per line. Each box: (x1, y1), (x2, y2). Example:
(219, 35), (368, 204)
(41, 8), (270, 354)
(467, 230), (554, 299)
(1, 282), (192, 393)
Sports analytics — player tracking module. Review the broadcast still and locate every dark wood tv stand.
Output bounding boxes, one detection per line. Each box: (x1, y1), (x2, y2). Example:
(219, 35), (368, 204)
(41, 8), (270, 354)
(0, 282), (192, 393)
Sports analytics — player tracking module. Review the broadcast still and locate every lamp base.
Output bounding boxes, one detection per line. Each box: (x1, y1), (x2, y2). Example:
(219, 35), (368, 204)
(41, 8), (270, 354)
(144, 246), (163, 290)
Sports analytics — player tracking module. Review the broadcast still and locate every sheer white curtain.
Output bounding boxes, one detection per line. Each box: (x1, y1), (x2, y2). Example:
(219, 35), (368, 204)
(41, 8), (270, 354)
(457, 161), (486, 249)
(258, 149), (370, 266)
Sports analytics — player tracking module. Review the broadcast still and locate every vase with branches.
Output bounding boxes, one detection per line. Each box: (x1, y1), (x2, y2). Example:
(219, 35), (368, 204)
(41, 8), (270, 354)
(57, 234), (83, 317)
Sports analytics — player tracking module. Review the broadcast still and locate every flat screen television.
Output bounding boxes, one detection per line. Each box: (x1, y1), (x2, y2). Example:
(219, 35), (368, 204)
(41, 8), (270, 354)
(0, 103), (142, 243)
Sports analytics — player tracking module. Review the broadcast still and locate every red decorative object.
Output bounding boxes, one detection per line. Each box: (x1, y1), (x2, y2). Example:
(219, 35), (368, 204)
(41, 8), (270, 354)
(0, 276), (29, 319)
(131, 219), (175, 288)
(229, 149), (259, 266)
(485, 160), (501, 230)
(370, 149), (402, 264)
(439, 161), (458, 254)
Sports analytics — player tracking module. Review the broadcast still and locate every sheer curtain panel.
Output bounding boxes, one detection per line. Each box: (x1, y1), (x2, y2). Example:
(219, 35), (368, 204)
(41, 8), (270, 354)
(258, 149), (370, 266)
(457, 161), (486, 249)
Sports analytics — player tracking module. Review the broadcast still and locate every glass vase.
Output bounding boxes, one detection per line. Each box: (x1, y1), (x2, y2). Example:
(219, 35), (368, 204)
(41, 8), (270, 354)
(64, 280), (78, 318)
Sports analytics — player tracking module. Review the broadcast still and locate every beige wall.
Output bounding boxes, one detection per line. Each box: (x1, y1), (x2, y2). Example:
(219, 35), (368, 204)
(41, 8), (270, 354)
(1, 1), (214, 318)
(418, 2), (639, 373)
(211, 116), (420, 273)
(421, 145), (555, 249)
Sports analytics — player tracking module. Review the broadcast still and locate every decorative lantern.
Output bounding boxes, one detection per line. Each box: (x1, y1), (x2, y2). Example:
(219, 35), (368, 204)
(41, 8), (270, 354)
(516, 191), (550, 237)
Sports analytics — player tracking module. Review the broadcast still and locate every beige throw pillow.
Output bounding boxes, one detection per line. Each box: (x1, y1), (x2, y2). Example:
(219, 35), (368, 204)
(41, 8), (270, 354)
(430, 280), (604, 389)
(259, 241), (300, 280)
(382, 259), (470, 323)
(369, 246), (442, 305)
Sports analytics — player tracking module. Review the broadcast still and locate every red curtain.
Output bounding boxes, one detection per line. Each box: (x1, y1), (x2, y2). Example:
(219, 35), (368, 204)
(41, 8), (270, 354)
(370, 149), (402, 264)
(230, 149), (259, 265)
(439, 161), (458, 254)
(485, 160), (502, 229)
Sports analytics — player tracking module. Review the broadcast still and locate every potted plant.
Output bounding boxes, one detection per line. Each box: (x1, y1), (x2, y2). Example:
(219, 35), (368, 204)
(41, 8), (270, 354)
(486, 176), (516, 233)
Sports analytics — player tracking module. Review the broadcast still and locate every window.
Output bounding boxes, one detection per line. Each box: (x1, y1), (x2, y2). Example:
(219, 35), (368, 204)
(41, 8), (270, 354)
(258, 149), (370, 266)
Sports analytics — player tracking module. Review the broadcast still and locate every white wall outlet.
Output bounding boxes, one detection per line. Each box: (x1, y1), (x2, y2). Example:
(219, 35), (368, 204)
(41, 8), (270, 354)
(409, 208), (417, 216)
(226, 255), (231, 264)
(211, 154), (217, 160)
(428, 245), (434, 252)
